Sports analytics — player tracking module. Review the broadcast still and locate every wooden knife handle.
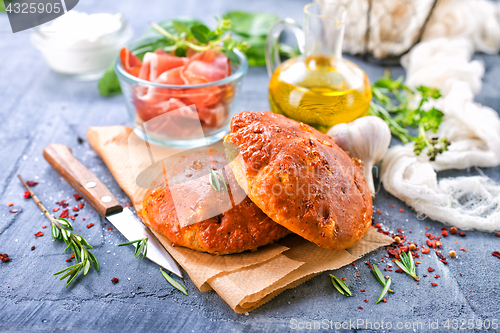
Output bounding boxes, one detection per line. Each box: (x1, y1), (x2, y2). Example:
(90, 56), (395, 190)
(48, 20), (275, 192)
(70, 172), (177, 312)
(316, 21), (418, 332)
(43, 143), (123, 217)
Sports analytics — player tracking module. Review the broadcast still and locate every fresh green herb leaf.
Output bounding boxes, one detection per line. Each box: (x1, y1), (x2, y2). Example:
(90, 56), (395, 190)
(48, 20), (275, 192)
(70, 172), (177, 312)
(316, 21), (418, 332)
(329, 275), (352, 296)
(223, 11), (279, 37)
(160, 268), (188, 295)
(369, 71), (450, 160)
(172, 20), (190, 35)
(371, 264), (394, 293)
(118, 237), (148, 259)
(394, 251), (419, 281)
(190, 24), (211, 43)
(209, 169), (227, 192)
(98, 61), (121, 97)
(376, 277), (392, 304)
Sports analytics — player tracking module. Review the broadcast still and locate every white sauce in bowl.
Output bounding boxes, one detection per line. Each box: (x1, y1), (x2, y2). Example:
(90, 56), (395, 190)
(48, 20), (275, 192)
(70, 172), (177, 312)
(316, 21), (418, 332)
(31, 10), (133, 79)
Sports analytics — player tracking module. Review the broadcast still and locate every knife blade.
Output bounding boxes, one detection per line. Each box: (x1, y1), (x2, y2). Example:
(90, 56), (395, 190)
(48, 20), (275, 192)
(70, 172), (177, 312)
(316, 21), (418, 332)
(43, 143), (182, 278)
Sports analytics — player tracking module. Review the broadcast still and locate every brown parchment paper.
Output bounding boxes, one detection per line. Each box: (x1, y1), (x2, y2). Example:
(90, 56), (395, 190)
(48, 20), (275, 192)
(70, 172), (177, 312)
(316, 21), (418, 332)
(86, 126), (393, 312)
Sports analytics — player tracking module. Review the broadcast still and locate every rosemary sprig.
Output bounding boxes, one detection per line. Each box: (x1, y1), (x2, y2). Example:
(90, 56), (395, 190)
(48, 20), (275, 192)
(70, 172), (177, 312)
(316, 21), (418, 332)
(18, 175), (99, 288)
(376, 277), (392, 304)
(117, 237), (148, 259)
(371, 264), (394, 293)
(160, 268), (188, 295)
(329, 275), (352, 297)
(395, 250), (419, 281)
(209, 169), (227, 192)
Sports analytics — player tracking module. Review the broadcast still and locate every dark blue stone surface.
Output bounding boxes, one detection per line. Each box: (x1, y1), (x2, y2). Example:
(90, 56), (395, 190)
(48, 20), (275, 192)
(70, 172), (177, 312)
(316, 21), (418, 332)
(1, 1), (499, 332)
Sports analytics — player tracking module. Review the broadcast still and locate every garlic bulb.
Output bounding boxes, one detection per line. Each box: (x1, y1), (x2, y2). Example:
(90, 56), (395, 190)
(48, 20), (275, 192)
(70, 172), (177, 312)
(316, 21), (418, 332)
(327, 116), (391, 196)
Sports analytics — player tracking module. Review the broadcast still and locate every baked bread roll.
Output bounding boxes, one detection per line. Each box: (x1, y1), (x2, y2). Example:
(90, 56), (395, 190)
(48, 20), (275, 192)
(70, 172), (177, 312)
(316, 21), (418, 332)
(224, 111), (373, 250)
(140, 149), (289, 255)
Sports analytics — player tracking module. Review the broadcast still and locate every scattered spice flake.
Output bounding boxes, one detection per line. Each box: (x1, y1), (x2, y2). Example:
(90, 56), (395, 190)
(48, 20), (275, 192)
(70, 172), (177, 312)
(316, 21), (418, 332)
(82, 218), (86, 221)
(352, 262), (356, 266)
(434, 274), (440, 278)
(390, 205), (394, 208)
(460, 273), (463, 276)
(31, 246), (35, 251)
(358, 307), (363, 310)
(111, 277), (119, 284)
(459, 248), (467, 252)
(495, 233), (500, 238)
(360, 289), (365, 292)
(449, 227), (457, 234)
(42, 225), (47, 229)
(364, 299), (368, 303)
(423, 274), (428, 277)
(376, 209), (382, 215)
(59, 209), (69, 218)
(86, 223), (94, 229)
(7, 202), (13, 207)
(52, 207), (60, 212)
(65, 258), (72, 262)
(9, 210), (18, 213)
(69, 253), (75, 259)
(442, 230), (448, 237)
(440, 260), (448, 264)
(78, 203), (84, 209)
(355, 274), (360, 277)
(492, 251), (500, 259)
(60, 200), (69, 208)
(395, 268), (403, 273)
(458, 231), (466, 237)
(74, 193), (82, 201)
(399, 209), (404, 213)
(431, 283), (437, 287)
(421, 248), (430, 254)
(108, 227), (113, 230)
(455, 241), (459, 244)
(374, 223), (381, 228)
(34, 231), (44, 237)
(428, 267), (435, 272)
(435, 251), (446, 260)
(382, 298), (387, 303)
(341, 277), (346, 281)
(425, 233), (431, 238)
(72, 207), (79, 212)
(365, 262), (373, 269)
(26, 180), (38, 187)
(69, 215), (75, 220)
(77, 137), (84, 144)
(0, 253), (11, 263)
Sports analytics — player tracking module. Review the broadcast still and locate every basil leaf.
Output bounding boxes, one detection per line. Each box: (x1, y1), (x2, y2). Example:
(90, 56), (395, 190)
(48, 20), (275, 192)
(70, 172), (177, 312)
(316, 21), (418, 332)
(98, 61), (121, 97)
(172, 20), (190, 35)
(222, 49), (240, 65)
(190, 24), (210, 43)
(223, 11), (279, 37)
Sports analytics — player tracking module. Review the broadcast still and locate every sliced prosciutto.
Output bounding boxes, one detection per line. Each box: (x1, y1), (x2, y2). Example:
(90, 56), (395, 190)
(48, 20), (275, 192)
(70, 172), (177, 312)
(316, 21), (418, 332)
(120, 48), (142, 77)
(122, 47), (234, 135)
(138, 50), (188, 81)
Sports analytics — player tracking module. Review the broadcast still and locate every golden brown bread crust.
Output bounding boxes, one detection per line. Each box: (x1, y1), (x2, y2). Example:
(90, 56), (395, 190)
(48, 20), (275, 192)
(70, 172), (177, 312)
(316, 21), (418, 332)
(224, 111), (373, 251)
(139, 150), (289, 255)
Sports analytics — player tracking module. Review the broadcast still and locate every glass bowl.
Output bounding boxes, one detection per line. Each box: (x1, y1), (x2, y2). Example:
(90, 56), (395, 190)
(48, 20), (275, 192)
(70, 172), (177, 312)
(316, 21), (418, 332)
(31, 9), (133, 80)
(115, 42), (248, 148)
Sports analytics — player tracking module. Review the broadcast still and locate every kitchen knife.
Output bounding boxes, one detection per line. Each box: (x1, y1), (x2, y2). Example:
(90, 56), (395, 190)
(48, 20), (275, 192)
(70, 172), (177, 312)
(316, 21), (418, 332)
(43, 143), (183, 278)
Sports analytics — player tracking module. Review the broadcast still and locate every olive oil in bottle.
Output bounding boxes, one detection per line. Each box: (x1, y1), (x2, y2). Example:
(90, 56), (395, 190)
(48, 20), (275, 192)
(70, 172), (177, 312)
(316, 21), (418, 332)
(269, 54), (372, 133)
